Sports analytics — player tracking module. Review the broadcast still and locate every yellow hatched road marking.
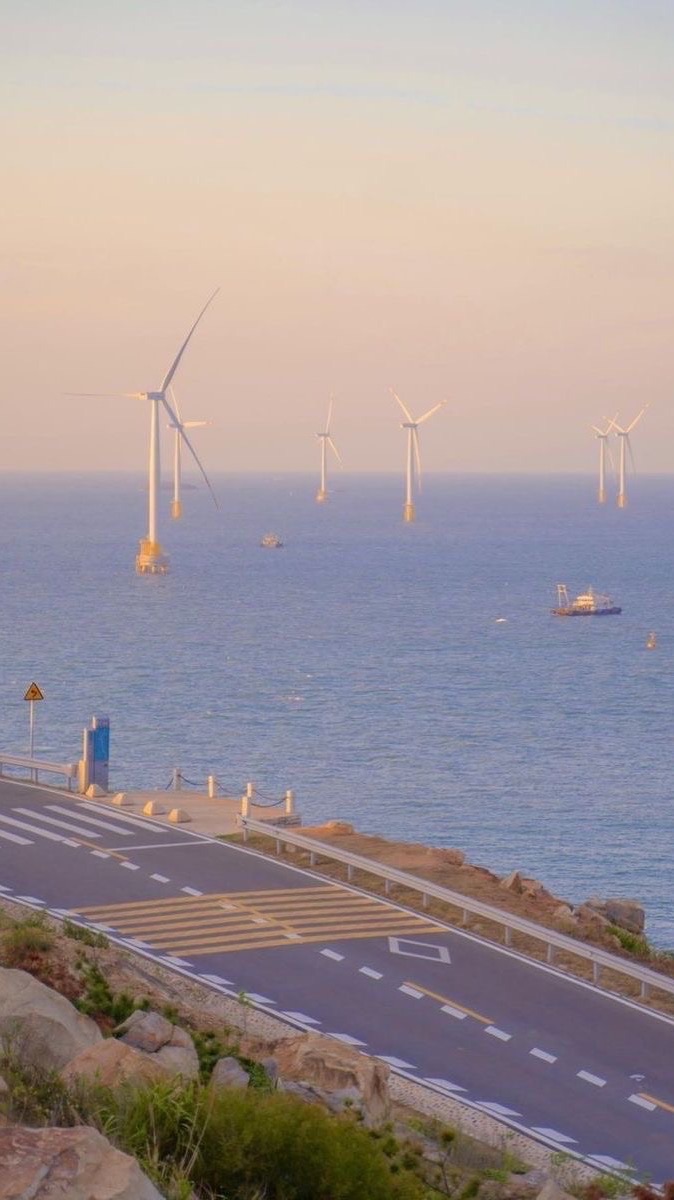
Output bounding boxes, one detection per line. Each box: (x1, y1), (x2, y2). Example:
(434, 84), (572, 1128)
(116, 898), (388, 932)
(403, 981), (493, 1025)
(75, 885), (337, 917)
(169, 922), (443, 956)
(638, 1092), (674, 1115)
(159, 914), (440, 952)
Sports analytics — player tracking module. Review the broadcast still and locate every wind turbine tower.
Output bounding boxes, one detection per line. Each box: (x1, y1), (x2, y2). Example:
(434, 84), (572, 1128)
(71, 290), (219, 573)
(591, 416), (616, 504)
(168, 389), (210, 519)
(610, 406), (648, 509)
(390, 389), (446, 523)
(315, 396), (343, 502)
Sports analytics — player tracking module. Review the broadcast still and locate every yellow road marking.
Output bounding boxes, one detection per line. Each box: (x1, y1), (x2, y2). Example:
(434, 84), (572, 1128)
(75, 885), (337, 916)
(114, 897), (388, 932)
(404, 981), (493, 1025)
(638, 1092), (674, 1115)
(168, 922), (442, 956)
(161, 915), (439, 953)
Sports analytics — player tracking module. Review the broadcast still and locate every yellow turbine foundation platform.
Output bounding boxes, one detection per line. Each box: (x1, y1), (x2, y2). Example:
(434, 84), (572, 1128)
(617, 495), (627, 509)
(403, 501), (416, 523)
(171, 499), (183, 519)
(315, 489), (328, 503)
(136, 539), (170, 575)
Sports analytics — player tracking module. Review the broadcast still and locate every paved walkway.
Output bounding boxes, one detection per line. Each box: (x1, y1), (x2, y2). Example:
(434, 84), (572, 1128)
(97, 789), (296, 837)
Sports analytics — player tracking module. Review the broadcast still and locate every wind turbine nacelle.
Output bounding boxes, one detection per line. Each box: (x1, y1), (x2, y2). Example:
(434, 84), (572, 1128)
(147, 391), (165, 401)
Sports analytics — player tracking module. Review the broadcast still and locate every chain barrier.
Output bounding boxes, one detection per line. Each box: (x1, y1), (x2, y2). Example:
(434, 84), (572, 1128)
(161, 775), (288, 806)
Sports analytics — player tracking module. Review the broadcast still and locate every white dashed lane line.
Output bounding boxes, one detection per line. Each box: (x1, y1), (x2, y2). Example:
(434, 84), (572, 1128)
(283, 1011), (321, 1024)
(441, 1004), (467, 1020)
(379, 1055), (417, 1069)
(425, 1077), (467, 1093)
(476, 1101), (521, 1116)
(119, 861), (140, 871)
(320, 949), (344, 961)
(485, 1026), (512, 1042)
(327, 1033), (367, 1046)
(530, 1047), (557, 1063)
(181, 887), (203, 896)
(577, 1070), (606, 1088)
(151, 874), (170, 883)
(532, 1127), (577, 1145)
(628, 1094), (657, 1111)
(359, 967), (383, 979)
(90, 850), (110, 859)
(399, 984), (424, 999)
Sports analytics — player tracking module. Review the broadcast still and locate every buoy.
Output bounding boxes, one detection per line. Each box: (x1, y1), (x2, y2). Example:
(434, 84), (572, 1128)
(646, 631), (657, 650)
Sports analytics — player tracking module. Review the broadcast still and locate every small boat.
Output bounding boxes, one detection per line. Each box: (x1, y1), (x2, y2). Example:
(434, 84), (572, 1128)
(260, 532), (284, 549)
(646, 631), (657, 650)
(552, 584), (621, 617)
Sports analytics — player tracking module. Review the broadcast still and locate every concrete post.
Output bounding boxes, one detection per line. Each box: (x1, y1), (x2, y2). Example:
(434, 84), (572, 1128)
(241, 792), (250, 818)
(172, 768), (182, 791)
(207, 774), (217, 798)
(285, 788), (295, 816)
(246, 781), (254, 804)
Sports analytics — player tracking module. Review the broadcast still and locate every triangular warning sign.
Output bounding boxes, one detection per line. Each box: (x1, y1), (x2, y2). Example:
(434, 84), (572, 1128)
(24, 682), (44, 702)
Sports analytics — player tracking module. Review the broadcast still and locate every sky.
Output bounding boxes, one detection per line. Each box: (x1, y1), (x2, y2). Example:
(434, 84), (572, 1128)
(2, 1), (674, 474)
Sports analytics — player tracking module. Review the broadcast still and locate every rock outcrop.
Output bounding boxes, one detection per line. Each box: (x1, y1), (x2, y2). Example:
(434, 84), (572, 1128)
(115, 1010), (199, 1080)
(241, 1031), (390, 1127)
(583, 896), (646, 935)
(0, 968), (101, 1070)
(0, 1123), (164, 1200)
(210, 1056), (250, 1091)
(61, 1038), (172, 1090)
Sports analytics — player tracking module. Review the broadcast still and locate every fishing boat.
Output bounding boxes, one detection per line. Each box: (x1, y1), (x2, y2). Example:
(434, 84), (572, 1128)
(646, 631), (657, 649)
(552, 584), (621, 617)
(260, 532), (284, 549)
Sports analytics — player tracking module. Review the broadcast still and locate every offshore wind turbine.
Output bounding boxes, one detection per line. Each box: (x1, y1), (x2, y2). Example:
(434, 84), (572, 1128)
(591, 415), (617, 504)
(167, 388), (210, 519)
(315, 395), (343, 502)
(609, 406), (648, 509)
(70, 290), (219, 573)
(390, 388), (445, 523)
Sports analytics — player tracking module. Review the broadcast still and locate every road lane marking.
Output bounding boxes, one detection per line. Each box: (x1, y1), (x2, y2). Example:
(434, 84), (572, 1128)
(16, 895), (44, 904)
(530, 1048), (557, 1064)
(403, 981), (493, 1025)
(283, 1011), (321, 1024)
(181, 887), (203, 896)
(425, 1078), (467, 1092)
(321, 949), (344, 961)
(200, 973), (235, 985)
(151, 874), (170, 883)
(399, 984), (424, 998)
(104, 841), (210, 851)
(245, 993), (275, 1005)
(389, 937), (451, 962)
(441, 1004), (467, 1020)
(90, 850), (110, 859)
(359, 967), (383, 979)
(328, 1033), (367, 1046)
(120, 861), (140, 871)
(0, 814), (69, 842)
(379, 1055), (417, 1069)
(531, 1128), (577, 1144)
(629, 1094), (657, 1111)
(74, 804), (171, 833)
(0, 828), (32, 845)
(49, 806), (136, 835)
(577, 1070), (606, 1088)
(476, 1101), (521, 1116)
(637, 1092), (674, 1115)
(588, 1156), (632, 1171)
(485, 1026), (512, 1042)
(13, 808), (102, 838)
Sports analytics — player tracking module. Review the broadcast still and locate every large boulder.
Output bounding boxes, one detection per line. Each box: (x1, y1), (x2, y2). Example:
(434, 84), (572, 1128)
(116, 1010), (174, 1052)
(242, 1032), (390, 1127)
(153, 1026), (199, 1080)
(61, 1038), (172, 1090)
(0, 968), (101, 1070)
(0, 1123), (163, 1199)
(500, 871), (524, 894)
(583, 897), (646, 936)
(210, 1056), (250, 1091)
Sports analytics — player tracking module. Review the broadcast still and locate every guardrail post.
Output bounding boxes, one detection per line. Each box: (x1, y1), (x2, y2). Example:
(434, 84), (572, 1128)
(504, 926), (513, 947)
(422, 893), (429, 909)
(241, 792), (250, 818)
(593, 962), (601, 985)
(347, 864), (354, 881)
(285, 788), (295, 816)
(547, 943), (556, 964)
(462, 908), (469, 926)
(309, 851), (317, 867)
(640, 980), (650, 1000)
(384, 880), (391, 896)
(275, 837), (281, 855)
(207, 774), (217, 799)
(241, 820), (249, 843)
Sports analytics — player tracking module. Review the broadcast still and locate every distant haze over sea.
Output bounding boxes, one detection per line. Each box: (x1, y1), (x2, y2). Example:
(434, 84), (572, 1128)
(1, 473), (672, 946)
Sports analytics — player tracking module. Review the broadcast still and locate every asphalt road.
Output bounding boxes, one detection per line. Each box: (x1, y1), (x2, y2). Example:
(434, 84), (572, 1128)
(0, 777), (672, 1179)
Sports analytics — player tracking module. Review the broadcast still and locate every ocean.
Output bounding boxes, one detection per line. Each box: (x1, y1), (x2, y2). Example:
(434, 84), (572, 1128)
(0, 472), (672, 945)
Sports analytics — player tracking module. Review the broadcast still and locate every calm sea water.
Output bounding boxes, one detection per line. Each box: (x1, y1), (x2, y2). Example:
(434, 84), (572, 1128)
(1, 473), (672, 945)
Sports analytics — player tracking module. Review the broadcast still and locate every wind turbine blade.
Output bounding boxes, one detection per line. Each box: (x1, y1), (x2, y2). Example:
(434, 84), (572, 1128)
(64, 392), (145, 399)
(160, 395), (219, 509)
(413, 427), (422, 490)
(627, 435), (637, 475)
(627, 404), (648, 434)
(160, 288), (220, 393)
(416, 400), (446, 425)
(327, 436), (343, 467)
(326, 395), (334, 435)
(169, 385), (184, 426)
(606, 442), (615, 474)
(590, 425), (604, 436)
(183, 420), (210, 428)
(390, 387), (414, 423)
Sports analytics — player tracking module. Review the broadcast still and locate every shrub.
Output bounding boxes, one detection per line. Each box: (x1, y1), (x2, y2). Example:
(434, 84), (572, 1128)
(608, 925), (652, 959)
(76, 960), (146, 1026)
(1, 913), (54, 967)
(63, 919), (109, 949)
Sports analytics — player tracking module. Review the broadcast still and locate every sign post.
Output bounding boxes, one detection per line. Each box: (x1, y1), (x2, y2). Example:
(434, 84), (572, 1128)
(23, 682), (45, 763)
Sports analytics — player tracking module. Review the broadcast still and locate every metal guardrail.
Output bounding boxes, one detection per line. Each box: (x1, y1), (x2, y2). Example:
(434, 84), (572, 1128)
(240, 816), (674, 1003)
(0, 753), (78, 789)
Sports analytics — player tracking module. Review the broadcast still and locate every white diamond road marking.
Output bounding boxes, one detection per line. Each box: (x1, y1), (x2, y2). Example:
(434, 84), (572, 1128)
(49, 805), (136, 835)
(283, 1011), (321, 1024)
(379, 1055), (417, 1070)
(628, 1094), (657, 1111)
(476, 1101), (521, 1117)
(321, 949), (344, 961)
(0, 828), (32, 845)
(425, 1078), (467, 1092)
(441, 1004), (467, 1020)
(359, 967), (383, 979)
(74, 804), (170, 833)
(119, 861), (140, 871)
(245, 993), (276, 1005)
(399, 985), (424, 999)
(13, 808), (102, 838)
(588, 1156), (633, 1171)
(577, 1070), (606, 1088)
(327, 1033), (367, 1046)
(200, 974), (235, 986)
(532, 1128), (577, 1144)
(181, 887), (202, 896)
(485, 1026), (512, 1042)
(530, 1047), (557, 1064)
(151, 874), (170, 883)
(0, 814), (67, 842)
(388, 937), (451, 963)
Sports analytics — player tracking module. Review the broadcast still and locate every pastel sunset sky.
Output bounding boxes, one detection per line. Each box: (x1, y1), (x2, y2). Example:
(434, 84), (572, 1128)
(3, 1), (673, 473)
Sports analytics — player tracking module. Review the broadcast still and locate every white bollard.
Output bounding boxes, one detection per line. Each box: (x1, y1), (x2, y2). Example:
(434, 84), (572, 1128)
(285, 788), (295, 816)
(172, 768), (182, 791)
(207, 774), (217, 799)
(241, 793), (250, 818)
